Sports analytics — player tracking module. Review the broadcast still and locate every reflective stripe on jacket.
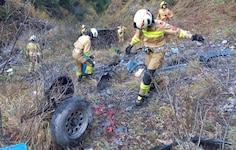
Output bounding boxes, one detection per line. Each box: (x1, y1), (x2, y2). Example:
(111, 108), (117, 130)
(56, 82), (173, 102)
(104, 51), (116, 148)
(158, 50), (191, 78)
(130, 20), (192, 48)
(26, 42), (41, 56)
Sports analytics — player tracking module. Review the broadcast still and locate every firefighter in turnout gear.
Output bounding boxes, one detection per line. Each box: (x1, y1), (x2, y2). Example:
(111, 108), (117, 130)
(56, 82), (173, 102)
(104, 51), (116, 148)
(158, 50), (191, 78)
(125, 9), (204, 106)
(73, 28), (98, 82)
(26, 35), (42, 73)
(156, 1), (173, 21)
(117, 25), (127, 43)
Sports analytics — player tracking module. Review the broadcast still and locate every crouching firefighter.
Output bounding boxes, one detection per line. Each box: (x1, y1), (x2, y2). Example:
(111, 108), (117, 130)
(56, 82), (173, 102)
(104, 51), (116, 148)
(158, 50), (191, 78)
(26, 35), (42, 73)
(72, 28), (98, 82)
(125, 9), (204, 106)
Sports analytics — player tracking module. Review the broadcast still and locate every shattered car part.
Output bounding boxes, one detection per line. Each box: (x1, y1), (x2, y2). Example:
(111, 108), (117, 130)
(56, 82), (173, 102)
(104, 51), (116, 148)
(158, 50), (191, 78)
(23, 74), (93, 148)
(43, 73), (74, 102)
(92, 28), (118, 50)
(198, 49), (234, 62)
(21, 74), (75, 122)
(156, 64), (187, 73)
(97, 72), (111, 90)
(127, 58), (146, 73)
(127, 58), (187, 73)
(96, 62), (119, 90)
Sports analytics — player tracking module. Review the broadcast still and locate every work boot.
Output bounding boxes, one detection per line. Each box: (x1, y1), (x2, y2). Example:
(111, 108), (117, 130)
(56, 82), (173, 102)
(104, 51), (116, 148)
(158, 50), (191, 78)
(135, 95), (145, 106)
(77, 76), (82, 82)
(85, 74), (93, 80)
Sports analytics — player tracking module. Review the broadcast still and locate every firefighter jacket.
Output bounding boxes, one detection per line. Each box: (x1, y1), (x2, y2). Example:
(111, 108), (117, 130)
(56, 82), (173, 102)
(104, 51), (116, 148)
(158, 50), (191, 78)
(117, 26), (127, 37)
(26, 42), (41, 57)
(156, 8), (173, 21)
(74, 35), (91, 55)
(129, 20), (192, 49)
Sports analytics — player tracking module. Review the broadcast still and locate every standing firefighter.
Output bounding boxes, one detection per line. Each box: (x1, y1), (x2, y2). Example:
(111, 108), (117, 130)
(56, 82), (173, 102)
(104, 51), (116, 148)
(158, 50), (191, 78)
(125, 9), (204, 106)
(73, 28), (98, 82)
(117, 25), (127, 43)
(26, 35), (42, 73)
(156, 1), (173, 21)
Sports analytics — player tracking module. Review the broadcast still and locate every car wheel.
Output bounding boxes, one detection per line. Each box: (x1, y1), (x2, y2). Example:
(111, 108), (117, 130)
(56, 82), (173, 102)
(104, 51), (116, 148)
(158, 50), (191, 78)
(50, 97), (93, 148)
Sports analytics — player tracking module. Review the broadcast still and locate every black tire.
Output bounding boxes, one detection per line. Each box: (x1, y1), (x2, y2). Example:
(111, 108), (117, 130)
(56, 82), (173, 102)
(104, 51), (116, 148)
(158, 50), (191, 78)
(43, 74), (74, 103)
(50, 97), (93, 148)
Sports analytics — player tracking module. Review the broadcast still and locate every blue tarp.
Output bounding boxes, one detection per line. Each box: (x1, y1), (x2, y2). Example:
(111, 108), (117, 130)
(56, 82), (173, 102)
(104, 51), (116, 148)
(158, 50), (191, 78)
(0, 143), (27, 150)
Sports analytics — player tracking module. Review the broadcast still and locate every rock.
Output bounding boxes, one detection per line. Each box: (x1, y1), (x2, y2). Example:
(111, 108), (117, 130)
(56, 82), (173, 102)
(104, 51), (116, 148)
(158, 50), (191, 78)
(170, 48), (179, 54)
(227, 87), (235, 95)
(223, 104), (234, 110)
(125, 106), (133, 111)
(115, 127), (127, 135)
(227, 97), (236, 105)
(84, 148), (93, 150)
(113, 138), (123, 145)
(222, 40), (228, 44)
(197, 42), (203, 47)
(93, 131), (101, 138)
(6, 68), (14, 76)
(229, 45), (235, 49)
(106, 89), (114, 95)
(101, 121), (110, 128)
(108, 104), (116, 108)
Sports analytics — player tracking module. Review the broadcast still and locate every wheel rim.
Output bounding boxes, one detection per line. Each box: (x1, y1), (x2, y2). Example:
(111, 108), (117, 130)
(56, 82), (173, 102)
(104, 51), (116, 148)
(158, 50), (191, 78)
(65, 109), (88, 139)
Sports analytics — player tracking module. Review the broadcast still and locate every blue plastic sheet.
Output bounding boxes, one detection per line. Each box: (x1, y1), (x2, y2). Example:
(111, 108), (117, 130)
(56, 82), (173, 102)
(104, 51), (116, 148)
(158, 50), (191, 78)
(0, 143), (27, 150)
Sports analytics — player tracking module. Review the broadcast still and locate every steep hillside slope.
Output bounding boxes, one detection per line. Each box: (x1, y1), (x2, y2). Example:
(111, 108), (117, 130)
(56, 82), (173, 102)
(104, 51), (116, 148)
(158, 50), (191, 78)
(0, 0), (236, 150)
(104, 0), (235, 42)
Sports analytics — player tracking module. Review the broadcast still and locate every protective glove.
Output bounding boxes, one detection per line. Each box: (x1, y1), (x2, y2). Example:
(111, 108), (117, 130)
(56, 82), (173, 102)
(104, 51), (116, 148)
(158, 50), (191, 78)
(191, 34), (204, 42)
(125, 44), (133, 55)
(166, 15), (170, 20)
(90, 55), (95, 59)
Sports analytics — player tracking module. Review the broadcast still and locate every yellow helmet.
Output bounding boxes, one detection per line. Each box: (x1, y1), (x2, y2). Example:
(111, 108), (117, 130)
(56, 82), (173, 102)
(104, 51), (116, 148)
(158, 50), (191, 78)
(30, 35), (36, 41)
(160, 1), (167, 8)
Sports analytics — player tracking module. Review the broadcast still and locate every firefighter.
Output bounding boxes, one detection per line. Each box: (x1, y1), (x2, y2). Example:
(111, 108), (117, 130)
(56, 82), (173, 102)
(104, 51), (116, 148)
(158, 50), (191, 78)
(156, 1), (173, 21)
(73, 28), (98, 82)
(125, 9), (204, 106)
(117, 25), (127, 43)
(26, 35), (42, 73)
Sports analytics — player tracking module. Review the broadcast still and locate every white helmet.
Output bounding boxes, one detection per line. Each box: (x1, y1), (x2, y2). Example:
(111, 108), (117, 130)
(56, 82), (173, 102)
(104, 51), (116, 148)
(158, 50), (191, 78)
(133, 9), (154, 29)
(30, 35), (36, 41)
(89, 28), (98, 38)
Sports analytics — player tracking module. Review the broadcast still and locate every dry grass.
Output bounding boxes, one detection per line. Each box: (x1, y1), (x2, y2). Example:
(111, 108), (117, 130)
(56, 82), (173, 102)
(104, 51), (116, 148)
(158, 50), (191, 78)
(1, 0), (236, 149)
